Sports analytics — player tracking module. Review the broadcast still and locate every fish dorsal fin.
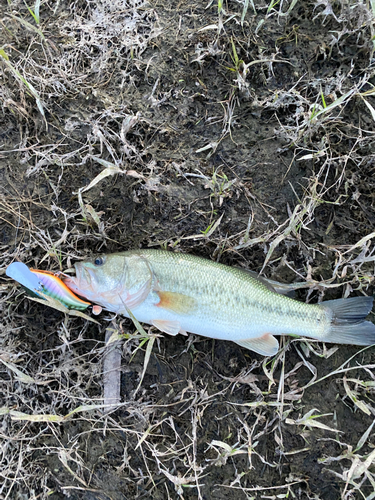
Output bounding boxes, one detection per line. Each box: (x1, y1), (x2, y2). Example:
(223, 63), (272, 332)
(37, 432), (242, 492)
(236, 268), (277, 293)
(152, 319), (181, 336)
(235, 334), (279, 356)
(237, 268), (295, 297)
(156, 291), (197, 315)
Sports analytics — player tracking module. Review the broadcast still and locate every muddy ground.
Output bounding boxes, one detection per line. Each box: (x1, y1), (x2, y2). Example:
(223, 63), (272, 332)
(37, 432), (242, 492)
(1, 0), (375, 499)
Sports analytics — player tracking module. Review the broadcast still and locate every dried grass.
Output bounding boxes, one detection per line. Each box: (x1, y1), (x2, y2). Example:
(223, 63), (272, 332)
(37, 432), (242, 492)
(1, 0), (375, 498)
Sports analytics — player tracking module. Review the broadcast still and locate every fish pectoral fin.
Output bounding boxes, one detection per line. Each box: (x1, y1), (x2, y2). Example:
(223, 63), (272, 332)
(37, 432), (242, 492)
(235, 334), (279, 356)
(152, 319), (181, 336)
(156, 291), (196, 315)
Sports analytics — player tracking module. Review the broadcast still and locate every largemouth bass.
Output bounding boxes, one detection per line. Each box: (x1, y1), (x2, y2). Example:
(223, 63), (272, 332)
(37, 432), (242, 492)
(63, 250), (375, 356)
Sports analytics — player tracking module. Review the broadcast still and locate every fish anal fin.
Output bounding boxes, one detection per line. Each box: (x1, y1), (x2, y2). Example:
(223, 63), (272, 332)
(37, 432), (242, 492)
(156, 291), (196, 315)
(152, 319), (181, 336)
(235, 333), (279, 356)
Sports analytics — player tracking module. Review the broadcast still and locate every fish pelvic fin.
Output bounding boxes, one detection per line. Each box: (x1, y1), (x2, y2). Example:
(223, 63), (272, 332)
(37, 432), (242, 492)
(321, 296), (375, 346)
(156, 291), (197, 315)
(152, 319), (181, 336)
(235, 333), (279, 356)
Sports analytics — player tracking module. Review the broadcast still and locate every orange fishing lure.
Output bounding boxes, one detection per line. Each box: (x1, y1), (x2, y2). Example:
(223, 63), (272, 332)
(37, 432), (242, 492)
(30, 269), (91, 310)
(6, 263), (91, 311)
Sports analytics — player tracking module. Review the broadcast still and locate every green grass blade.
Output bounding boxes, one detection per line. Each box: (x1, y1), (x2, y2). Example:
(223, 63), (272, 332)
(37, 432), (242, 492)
(0, 51), (45, 119)
(241, 0), (256, 24)
(34, 0), (41, 23)
(310, 88), (355, 121)
(10, 13), (44, 38)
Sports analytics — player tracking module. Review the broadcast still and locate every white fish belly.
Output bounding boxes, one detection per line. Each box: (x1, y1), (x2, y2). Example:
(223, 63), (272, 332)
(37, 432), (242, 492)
(125, 292), (325, 341)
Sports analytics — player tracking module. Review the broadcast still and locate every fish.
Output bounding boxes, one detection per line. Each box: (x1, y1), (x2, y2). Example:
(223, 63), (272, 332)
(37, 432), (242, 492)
(63, 249), (375, 356)
(6, 262), (91, 311)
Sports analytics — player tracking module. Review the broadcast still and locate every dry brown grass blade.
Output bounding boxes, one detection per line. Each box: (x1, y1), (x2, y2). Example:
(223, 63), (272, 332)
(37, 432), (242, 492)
(1, 0), (375, 497)
(134, 335), (155, 397)
(285, 409), (344, 434)
(0, 359), (36, 384)
(28, 294), (99, 324)
(122, 303), (158, 397)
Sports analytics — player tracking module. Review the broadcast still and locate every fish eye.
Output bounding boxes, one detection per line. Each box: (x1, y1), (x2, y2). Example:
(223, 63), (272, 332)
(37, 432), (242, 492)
(94, 257), (104, 266)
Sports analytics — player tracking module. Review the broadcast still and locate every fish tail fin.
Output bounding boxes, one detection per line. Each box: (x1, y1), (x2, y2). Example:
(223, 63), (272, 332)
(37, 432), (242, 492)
(321, 296), (375, 346)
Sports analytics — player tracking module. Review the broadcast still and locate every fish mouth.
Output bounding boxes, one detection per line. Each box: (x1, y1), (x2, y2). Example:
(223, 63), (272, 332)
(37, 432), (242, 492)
(63, 263), (95, 298)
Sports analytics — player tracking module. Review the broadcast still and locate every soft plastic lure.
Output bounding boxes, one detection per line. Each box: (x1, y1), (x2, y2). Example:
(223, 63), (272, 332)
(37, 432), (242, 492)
(6, 262), (91, 311)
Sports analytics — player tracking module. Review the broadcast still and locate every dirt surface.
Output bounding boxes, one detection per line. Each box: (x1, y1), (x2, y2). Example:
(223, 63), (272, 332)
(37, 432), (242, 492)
(1, 1), (375, 498)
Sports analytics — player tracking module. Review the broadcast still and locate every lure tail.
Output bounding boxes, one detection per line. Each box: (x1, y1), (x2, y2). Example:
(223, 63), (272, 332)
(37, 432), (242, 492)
(321, 296), (375, 346)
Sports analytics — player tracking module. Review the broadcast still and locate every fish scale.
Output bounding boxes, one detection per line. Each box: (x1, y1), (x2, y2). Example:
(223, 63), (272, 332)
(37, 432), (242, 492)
(63, 249), (375, 356)
(149, 252), (320, 334)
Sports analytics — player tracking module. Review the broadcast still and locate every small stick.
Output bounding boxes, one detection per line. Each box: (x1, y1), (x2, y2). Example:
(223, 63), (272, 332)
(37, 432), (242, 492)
(103, 321), (123, 412)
